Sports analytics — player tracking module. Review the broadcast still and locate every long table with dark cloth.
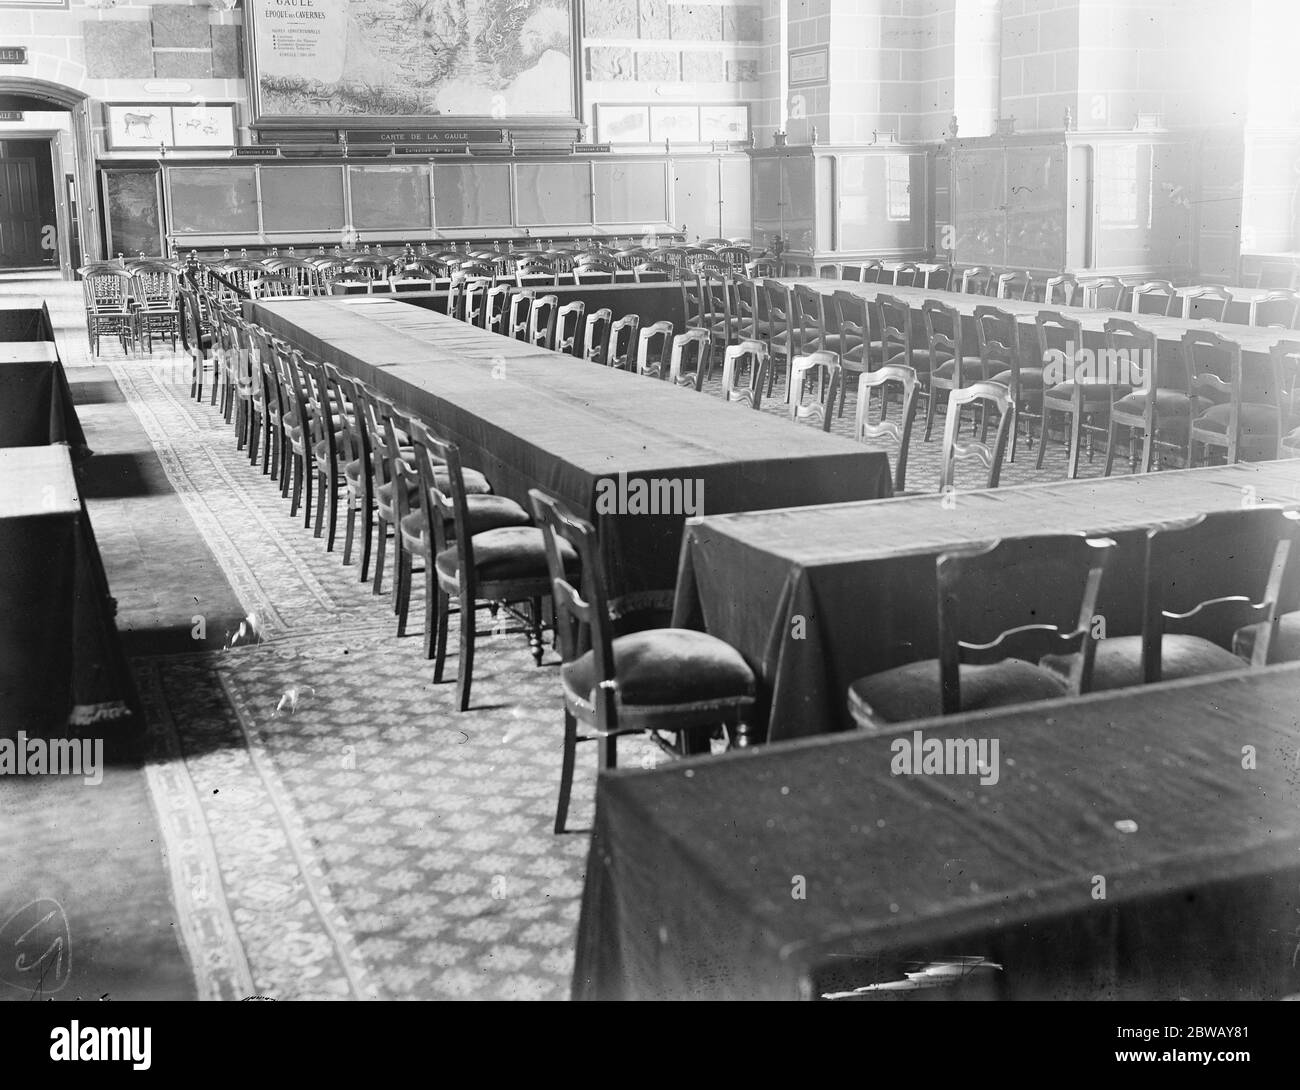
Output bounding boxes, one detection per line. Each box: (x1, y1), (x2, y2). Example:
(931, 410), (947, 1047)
(573, 662), (1300, 1001)
(252, 296), (893, 609)
(0, 341), (90, 454)
(0, 297), (56, 341)
(787, 277), (1292, 372)
(672, 460), (1300, 741)
(0, 445), (133, 734)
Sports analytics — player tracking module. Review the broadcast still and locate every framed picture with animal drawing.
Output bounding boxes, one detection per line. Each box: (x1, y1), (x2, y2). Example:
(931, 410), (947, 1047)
(104, 104), (238, 150)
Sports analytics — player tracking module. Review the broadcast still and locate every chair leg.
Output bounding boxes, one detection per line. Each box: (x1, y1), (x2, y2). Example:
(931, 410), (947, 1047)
(343, 499), (356, 566)
(423, 565), (437, 660)
(1008, 405), (1019, 463)
(530, 597), (544, 666)
(313, 470), (326, 538)
(289, 455), (303, 518)
(554, 709), (578, 835)
(359, 503), (374, 581)
(1066, 410), (1083, 479)
(396, 552), (412, 637)
(923, 384), (939, 442)
(1104, 419), (1120, 476)
(1035, 407), (1050, 469)
(302, 461), (314, 529)
(373, 520), (388, 595)
(457, 601), (476, 711)
(391, 537), (404, 613)
(1141, 427), (1157, 474)
(433, 587), (450, 680)
(325, 474), (340, 552)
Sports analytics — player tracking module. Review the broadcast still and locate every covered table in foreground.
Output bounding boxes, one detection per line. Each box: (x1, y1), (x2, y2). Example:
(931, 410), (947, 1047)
(0, 297), (56, 342)
(0, 445), (133, 734)
(0, 340), (90, 453)
(672, 460), (1300, 741)
(573, 662), (1300, 1001)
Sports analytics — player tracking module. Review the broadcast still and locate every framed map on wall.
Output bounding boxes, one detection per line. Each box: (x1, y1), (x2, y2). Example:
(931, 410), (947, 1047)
(245, 0), (580, 127)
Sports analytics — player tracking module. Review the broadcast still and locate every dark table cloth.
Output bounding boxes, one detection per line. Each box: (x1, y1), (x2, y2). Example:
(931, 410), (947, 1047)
(0, 341), (90, 455)
(0, 445), (133, 734)
(253, 297), (893, 609)
(573, 662), (1300, 1001)
(673, 460), (1300, 741)
(0, 297), (56, 342)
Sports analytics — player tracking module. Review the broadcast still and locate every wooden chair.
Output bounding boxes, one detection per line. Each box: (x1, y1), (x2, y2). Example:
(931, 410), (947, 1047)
(1130, 280), (1178, 317)
(1252, 290), (1299, 329)
(267, 256), (326, 297)
(1083, 276), (1125, 310)
(402, 423), (557, 711)
(130, 261), (182, 353)
(719, 340), (768, 409)
(245, 323), (285, 478)
(701, 268), (737, 361)
(635, 321), (675, 379)
(554, 300), (586, 356)
(995, 270), (1033, 301)
(857, 259), (885, 284)
(1044, 273), (1080, 307)
(484, 283), (511, 335)
(939, 381), (1013, 491)
(572, 256), (618, 285)
(463, 277), (493, 328)
(828, 288), (878, 406)
(893, 262), (922, 288)
(1041, 507), (1300, 690)
(607, 313), (640, 370)
(733, 275), (765, 343)
(787, 351), (841, 431)
(847, 533), (1116, 730)
(529, 488), (755, 833)
(505, 288), (533, 341)
(305, 358), (355, 551)
(922, 298), (992, 442)
(80, 266), (137, 355)
(515, 258), (560, 288)
(1186, 329), (1280, 465)
(335, 372), (378, 582)
(279, 348), (318, 526)
(1182, 285), (1232, 322)
(667, 329), (710, 391)
(526, 294), (560, 350)
(853, 365), (919, 493)
(1036, 309), (1123, 478)
(1103, 317), (1190, 476)
(959, 266), (993, 295)
(761, 279), (796, 397)
(1273, 339), (1300, 457)
(975, 305), (1034, 462)
(633, 260), (677, 283)
(581, 308), (613, 365)
(178, 285), (216, 402)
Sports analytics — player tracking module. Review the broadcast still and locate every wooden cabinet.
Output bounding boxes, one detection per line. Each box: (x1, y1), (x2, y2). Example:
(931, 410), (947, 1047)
(749, 143), (935, 270)
(938, 130), (1208, 280)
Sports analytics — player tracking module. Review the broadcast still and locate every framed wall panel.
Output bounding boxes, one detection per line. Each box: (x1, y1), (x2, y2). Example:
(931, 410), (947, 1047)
(101, 169), (164, 257)
(514, 161), (591, 225)
(260, 165), (346, 232)
(167, 165), (259, 236)
(349, 164), (432, 231)
(593, 160), (668, 225)
(433, 162), (512, 228)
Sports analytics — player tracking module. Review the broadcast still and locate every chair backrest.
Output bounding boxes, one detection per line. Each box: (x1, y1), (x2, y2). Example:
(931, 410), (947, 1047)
(995, 270), (1033, 301)
(636, 321), (675, 378)
(529, 489), (616, 728)
(515, 258), (559, 287)
(633, 260), (676, 283)
(854, 364), (919, 493)
(792, 283), (829, 356)
(732, 276), (763, 341)
(506, 288), (534, 340)
(715, 246), (750, 271)
(680, 272), (705, 328)
(608, 313), (640, 369)
(939, 381), (1013, 491)
(1253, 290), (1299, 329)
(130, 261), (180, 306)
(667, 329), (710, 391)
(788, 351), (840, 430)
(1140, 507), (1300, 681)
(700, 268), (732, 339)
(527, 294), (560, 349)
(582, 308), (613, 364)
(1044, 273), (1079, 307)
(875, 293), (913, 366)
(960, 266), (993, 295)
(892, 262), (921, 288)
(1131, 280), (1177, 316)
(81, 268), (135, 312)
(1184, 328), (1245, 454)
(1083, 276), (1124, 310)
(1035, 310), (1084, 385)
(1272, 339), (1300, 457)
(463, 277), (493, 327)
(973, 304), (1020, 399)
(555, 300), (586, 355)
(1103, 317), (1167, 398)
(1182, 284), (1232, 322)
(922, 298), (963, 375)
(720, 340), (768, 409)
(573, 256), (617, 284)
(403, 418), (467, 577)
(484, 283), (511, 334)
(761, 279), (794, 353)
(936, 533), (1117, 712)
(858, 260), (885, 284)
(829, 289), (870, 368)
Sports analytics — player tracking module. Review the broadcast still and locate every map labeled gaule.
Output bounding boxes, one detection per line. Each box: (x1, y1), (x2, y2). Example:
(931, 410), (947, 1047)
(249, 0), (576, 119)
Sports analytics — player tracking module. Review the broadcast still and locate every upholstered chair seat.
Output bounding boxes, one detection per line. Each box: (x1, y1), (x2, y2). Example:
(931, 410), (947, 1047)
(1233, 612), (1300, 662)
(435, 526), (576, 585)
(848, 658), (1067, 730)
(1111, 388), (1192, 416)
(932, 355), (998, 381)
(1040, 634), (1246, 691)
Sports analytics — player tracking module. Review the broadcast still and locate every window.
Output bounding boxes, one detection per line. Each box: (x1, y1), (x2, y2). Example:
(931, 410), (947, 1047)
(1098, 145), (1140, 227)
(885, 155), (911, 221)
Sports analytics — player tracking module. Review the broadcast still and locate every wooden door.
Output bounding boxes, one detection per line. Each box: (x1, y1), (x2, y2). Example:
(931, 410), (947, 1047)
(0, 157), (42, 266)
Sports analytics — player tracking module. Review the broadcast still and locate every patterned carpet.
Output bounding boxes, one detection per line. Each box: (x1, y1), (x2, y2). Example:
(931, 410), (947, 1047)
(80, 288), (1121, 1000)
